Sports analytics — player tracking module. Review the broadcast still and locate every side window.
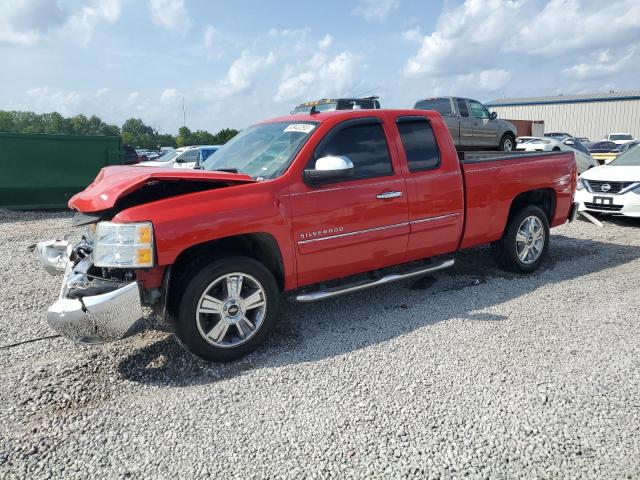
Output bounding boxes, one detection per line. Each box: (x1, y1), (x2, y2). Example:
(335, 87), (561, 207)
(456, 98), (469, 117)
(355, 100), (374, 109)
(177, 150), (198, 163)
(469, 100), (489, 119)
(397, 118), (440, 172)
(315, 122), (393, 179)
(414, 98), (453, 116)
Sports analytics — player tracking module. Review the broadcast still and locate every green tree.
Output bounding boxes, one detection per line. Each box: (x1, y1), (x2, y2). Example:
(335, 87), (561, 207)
(0, 111), (16, 132)
(122, 118), (154, 137)
(214, 128), (239, 144)
(176, 126), (193, 147)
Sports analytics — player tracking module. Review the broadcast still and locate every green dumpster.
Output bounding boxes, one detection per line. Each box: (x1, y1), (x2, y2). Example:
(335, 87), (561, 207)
(0, 132), (123, 209)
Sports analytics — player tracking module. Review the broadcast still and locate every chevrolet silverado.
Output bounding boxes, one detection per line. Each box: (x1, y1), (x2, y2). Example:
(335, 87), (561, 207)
(34, 109), (578, 361)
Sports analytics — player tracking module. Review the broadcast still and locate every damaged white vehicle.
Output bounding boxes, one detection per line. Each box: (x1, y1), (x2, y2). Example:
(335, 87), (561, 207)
(576, 144), (640, 218)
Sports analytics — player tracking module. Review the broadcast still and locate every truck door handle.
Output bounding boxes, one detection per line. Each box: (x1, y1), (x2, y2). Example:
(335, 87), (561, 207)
(376, 191), (403, 199)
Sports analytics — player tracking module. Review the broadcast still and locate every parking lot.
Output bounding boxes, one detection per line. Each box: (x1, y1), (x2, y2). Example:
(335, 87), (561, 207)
(1, 209), (639, 479)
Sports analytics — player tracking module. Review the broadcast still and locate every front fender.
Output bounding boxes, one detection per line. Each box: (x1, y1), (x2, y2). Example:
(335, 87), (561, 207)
(113, 180), (296, 289)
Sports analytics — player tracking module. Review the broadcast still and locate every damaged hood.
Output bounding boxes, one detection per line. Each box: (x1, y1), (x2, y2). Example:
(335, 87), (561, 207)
(69, 165), (255, 213)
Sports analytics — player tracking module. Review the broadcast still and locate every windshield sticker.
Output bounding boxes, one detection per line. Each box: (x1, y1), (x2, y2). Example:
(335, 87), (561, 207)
(284, 124), (315, 134)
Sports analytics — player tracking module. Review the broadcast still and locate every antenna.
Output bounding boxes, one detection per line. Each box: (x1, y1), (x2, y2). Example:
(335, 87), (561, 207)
(182, 96), (186, 126)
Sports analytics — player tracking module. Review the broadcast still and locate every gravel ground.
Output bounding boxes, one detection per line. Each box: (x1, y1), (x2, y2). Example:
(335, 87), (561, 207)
(1, 209), (639, 479)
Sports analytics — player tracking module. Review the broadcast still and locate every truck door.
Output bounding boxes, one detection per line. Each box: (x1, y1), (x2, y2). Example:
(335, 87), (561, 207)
(290, 117), (409, 286)
(468, 100), (498, 149)
(455, 98), (477, 149)
(394, 115), (464, 261)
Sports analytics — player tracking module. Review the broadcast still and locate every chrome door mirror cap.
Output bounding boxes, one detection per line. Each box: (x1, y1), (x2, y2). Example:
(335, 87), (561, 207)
(315, 155), (354, 171)
(304, 156), (355, 186)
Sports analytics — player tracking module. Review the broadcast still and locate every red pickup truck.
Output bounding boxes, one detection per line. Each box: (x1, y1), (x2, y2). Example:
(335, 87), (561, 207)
(35, 109), (578, 361)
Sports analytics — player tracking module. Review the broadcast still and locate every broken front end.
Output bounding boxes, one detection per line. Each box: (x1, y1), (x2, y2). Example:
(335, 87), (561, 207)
(32, 221), (156, 344)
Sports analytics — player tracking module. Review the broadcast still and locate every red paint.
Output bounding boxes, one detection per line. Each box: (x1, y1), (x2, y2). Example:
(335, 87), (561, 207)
(68, 109), (576, 293)
(68, 165), (254, 212)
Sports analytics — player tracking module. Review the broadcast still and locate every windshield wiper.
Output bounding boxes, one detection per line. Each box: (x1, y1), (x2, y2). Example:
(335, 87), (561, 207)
(212, 168), (240, 173)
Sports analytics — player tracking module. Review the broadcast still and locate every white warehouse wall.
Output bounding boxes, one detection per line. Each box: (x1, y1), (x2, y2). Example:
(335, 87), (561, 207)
(488, 100), (640, 141)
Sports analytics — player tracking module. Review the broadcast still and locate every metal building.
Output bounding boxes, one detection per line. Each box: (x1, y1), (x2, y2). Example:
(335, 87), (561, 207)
(486, 91), (640, 141)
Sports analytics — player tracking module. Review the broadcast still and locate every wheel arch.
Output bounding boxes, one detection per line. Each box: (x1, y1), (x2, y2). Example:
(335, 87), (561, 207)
(503, 188), (556, 235)
(166, 232), (286, 319)
(172, 232), (285, 289)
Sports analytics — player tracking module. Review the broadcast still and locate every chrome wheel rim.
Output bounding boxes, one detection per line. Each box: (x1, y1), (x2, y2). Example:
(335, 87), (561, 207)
(196, 272), (267, 348)
(504, 139), (513, 151)
(516, 216), (545, 264)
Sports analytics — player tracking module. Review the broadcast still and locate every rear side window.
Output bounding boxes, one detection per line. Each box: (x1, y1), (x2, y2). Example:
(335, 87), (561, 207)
(414, 98), (452, 115)
(315, 122), (393, 179)
(456, 99), (469, 117)
(396, 118), (440, 172)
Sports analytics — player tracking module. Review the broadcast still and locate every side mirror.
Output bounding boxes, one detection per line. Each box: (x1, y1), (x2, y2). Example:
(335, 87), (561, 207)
(304, 156), (354, 186)
(489, 111), (497, 120)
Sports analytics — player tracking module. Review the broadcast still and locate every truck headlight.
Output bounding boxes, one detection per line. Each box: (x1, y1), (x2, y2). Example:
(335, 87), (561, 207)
(93, 221), (154, 268)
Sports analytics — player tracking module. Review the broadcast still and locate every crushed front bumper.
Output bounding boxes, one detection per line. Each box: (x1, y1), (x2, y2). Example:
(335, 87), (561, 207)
(34, 240), (143, 344)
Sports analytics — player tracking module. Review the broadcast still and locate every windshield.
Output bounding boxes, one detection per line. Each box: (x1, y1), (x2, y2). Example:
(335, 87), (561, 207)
(610, 144), (640, 166)
(615, 141), (639, 153)
(610, 134), (633, 141)
(201, 121), (318, 179)
(292, 102), (337, 114)
(152, 150), (179, 163)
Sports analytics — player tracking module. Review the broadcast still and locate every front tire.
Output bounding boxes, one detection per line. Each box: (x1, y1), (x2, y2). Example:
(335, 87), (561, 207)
(492, 205), (550, 273)
(174, 256), (280, 362)
(499, 133), (516, 152)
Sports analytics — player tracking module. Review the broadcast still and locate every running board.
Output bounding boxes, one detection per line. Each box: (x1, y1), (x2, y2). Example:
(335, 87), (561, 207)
(294, 258), (455, 303)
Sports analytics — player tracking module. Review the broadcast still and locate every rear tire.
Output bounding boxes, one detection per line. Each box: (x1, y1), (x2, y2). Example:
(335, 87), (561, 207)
(499, 133), (516, 152)
(492, 205), (549, 273)
(173, 256), (280, 362)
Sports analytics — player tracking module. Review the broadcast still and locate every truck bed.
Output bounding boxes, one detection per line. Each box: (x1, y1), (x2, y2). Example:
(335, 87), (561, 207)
(458, 150), (576, 250)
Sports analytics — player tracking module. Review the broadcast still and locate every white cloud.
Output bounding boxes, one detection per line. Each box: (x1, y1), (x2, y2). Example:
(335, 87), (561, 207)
(457, 69), (513, 92)
(563, 47), (637, 80)
(65, 0), (122, 45)
(149, 0), (190, 31)
(0, 0), (122, 46)
(268, 28), (310, 38)
(209, 50), (276, 98)
(203, 25), (216, 48)
(0, 0), (66, 45)
(402, 27), (422, 44)
(96, 87), (110, 97)
(318, 34), (333, 50)
(128, 92), (140, 101)
(274, 51), (362, 103)
(403, 0), (640, 80)
(25, 87), (82, 115)
(160, 88), (179, 102)
(353, 0), (399, 21)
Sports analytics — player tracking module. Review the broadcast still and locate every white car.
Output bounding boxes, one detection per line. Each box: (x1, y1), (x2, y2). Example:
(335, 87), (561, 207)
(604, 133), (635, 145)
(516, 136), (597, 174)
(139, 145), (220, 169)
(576, 144), (640, 217)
